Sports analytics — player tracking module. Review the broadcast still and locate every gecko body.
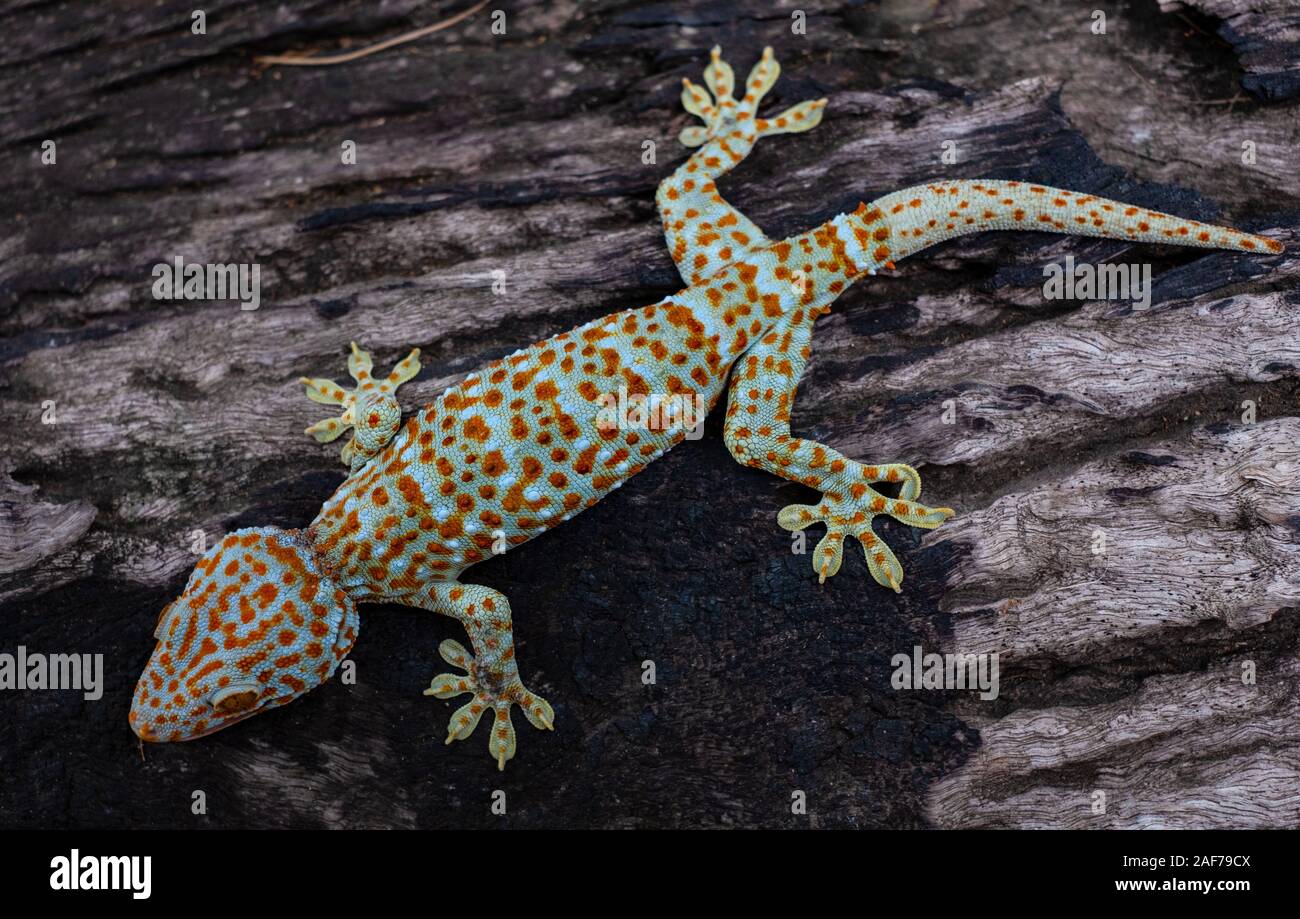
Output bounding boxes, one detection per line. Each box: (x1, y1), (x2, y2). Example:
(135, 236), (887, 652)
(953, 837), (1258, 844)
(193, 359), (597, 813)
(131, 48), (1282, 768)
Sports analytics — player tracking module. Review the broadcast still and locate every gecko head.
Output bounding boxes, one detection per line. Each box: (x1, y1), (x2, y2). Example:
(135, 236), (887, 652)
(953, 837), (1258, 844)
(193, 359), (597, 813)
(129, 526), (358, 743)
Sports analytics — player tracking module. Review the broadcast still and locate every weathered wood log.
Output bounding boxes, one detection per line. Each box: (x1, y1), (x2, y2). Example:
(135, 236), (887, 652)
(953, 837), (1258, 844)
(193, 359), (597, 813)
(1160, 0), (1300, 101)
(929, 419), (1300, 828)
(0, 474), (96, 600)
(1, 0), (1296, 828)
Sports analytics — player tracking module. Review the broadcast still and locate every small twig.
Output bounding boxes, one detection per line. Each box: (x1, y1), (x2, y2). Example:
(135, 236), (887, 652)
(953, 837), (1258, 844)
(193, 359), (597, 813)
(1186, 91), (1245, 107)
(255, 0), (488, 68)
(1125, 61), (1156, 88)
(1125, 62), (1245, 111)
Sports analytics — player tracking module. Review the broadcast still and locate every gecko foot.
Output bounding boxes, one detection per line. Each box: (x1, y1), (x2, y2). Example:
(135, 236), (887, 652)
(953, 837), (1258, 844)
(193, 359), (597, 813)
(777, 462), (954, 591)
(423, 639), (555, 771)
(300, 341), (420, 469)
(678, 46), (826, 148)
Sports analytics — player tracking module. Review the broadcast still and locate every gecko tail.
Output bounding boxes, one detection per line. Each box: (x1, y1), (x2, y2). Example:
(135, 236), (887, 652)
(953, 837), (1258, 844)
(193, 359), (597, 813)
(854, 180), (1283, 265)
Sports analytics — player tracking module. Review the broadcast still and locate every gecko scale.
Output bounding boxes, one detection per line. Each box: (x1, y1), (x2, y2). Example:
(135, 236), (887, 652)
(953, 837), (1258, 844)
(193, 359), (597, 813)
(131, 48), (1283, 768)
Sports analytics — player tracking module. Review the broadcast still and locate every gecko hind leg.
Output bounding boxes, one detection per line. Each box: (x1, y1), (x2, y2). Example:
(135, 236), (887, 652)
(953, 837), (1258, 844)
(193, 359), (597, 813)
(659, 46), (827, 284)
(724, 308), (954, 591)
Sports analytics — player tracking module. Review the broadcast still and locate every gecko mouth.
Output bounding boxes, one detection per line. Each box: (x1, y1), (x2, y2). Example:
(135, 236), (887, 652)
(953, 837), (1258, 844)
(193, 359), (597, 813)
(131, 703), (264, 742)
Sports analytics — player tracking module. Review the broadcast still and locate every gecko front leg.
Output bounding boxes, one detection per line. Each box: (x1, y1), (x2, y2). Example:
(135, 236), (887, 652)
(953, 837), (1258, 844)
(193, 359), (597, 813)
(300, 341), (421, 471)
(405, 582), (554, 770)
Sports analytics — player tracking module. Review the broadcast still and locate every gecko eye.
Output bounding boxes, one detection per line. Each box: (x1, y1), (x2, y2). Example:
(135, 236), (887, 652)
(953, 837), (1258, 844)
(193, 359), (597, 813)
(210, 684), (261, 714)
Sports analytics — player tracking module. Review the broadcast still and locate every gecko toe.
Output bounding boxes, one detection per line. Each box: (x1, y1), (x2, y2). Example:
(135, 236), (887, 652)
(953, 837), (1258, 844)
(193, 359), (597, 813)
(677, 46), (823, 148)
(424, 640), (553, 768)
(777, 462), (954, 590)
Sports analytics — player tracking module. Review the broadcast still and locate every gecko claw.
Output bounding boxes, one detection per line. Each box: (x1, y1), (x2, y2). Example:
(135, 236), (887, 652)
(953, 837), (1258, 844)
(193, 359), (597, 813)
(884, 569), (901, 594)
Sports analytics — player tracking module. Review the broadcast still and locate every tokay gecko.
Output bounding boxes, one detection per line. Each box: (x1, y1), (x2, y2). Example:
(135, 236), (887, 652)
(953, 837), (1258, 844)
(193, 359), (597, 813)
(131, 47), (1283, 769)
